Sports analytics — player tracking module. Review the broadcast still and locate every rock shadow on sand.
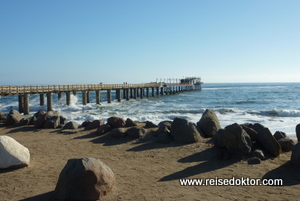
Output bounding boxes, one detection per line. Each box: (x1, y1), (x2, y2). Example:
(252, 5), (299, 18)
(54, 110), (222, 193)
(90, 133), (135, 146)
(159, 147), (239, 182)
(262, 161), (300, 186)
(18, 191), (55, 201)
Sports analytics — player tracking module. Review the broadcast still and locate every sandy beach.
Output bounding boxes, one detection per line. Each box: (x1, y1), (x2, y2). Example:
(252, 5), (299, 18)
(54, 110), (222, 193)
(0, 123), (300, 201)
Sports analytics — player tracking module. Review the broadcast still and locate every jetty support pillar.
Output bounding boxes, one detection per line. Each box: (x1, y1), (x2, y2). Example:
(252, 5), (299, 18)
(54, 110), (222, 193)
(133, 88), (137, 99)
(23, 93), (30, 115)
(58, 92), (62, 100)
(96, 90), (101, 104)
(47, 93), (53, 111)
(107, 89), (112, 103)
(66, 92), (71, 105)
(82, 91), (87, 105)
(116, 89), (121, 102)
(126, 89), (129, 100)
(140, 88), (144, 99)
(86, 91), (90, 103)
(18, 95), (24, 113)
(40, 94), (44, 106)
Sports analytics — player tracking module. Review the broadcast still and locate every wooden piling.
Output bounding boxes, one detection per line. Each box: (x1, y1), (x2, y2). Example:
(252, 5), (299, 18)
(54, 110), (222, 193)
(47, 93), (53, 111)
(23, 93), (30, 115)
(82, 91), (87, 105)
(40, 94), (44, 106)
(18, 95), (24, 113)
(96, 90), (101, 104)
(107, 89), (111, 103)
(66, 92), (71, 105)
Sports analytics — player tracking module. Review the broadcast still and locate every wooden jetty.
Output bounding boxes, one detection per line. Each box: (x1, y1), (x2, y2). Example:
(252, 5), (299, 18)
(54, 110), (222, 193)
(0, 77), (203, 115)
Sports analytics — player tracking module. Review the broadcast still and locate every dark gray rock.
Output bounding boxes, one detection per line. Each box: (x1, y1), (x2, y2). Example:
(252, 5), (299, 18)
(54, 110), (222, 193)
(97, 124), (112, 136)
(84, 120), (105, 130)
(291, 142), (300, 166)
(155, 133), (173, 144)
(213, 124), (252, 158)
(29, 110), (46, 125)
(273, 131), (287, 141)
(251, 149), (265, 160)
(257, 127), (281, 157)
(55, 157), (115, 201)
(4, 110), (22, 126)
(0, 111), (7, 123)
(296, 124), (300, 142)
(171, 117), (203, 143)
(43, 116), (60, 129)
(278, 137), (295, 152)
(223, 123), (252, 156)
(158, 121), (172, 130)
(155, 125), (170, 137)
(127, 127), (147, 138)
(34, 110), (59, 129)
(111, 128), (127, 138)
(63, 121), (79, 129)
(248, 157), (261, 165)
(197, 109), (221, 138)
(144, 121), (158, 128)
(107, 117), (125, 128)
(81, 120), (93, 128)
(241, 124), (258, 142)
(213, 129), (227, 149)
(125, 118), (137, 127)
(248, 123), (265, 133)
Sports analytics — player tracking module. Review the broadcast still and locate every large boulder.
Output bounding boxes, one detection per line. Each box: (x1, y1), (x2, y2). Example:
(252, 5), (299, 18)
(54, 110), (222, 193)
(107, 117), (125, 128)
(125, 118), (137, 127)
(55, 157), (115, 201)
(127, 127), (147, 138)
(277, 137), (295, 152)
(97, 124), (112, 136)
(273, 131), (287, 141)
(0, 136), (30, 169)
(291, 142), (300, 166)
(34, 110), (60, 129)
(43, 116), (60, 129)
(170, 118), (203, 143)
(4, 110), (22, 126)
(81, 120), (93, 128)
(214, 123), (252, 157)
(257, 127), (281, 157)
(213, 124), (252, 158)
(84, 120), (105, 130)
(197, 109), (221, 138)
(158, 121), (172, 130)
(0, 111), (7, 123)
(111, 128), (127, 138)
(144, 121), (158, 128)
(296, 124), (300, 142)
(251, 149), (265, 160)
(241, 124), (258, 141)
(155, 133), (173, 144)
(248, 123), (265, 133)
(28, 110), (46, 125)
(63, 121), (79, 129)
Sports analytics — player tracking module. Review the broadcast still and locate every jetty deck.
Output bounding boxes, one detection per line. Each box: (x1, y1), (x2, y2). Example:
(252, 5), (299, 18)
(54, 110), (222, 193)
(0, 77), (203, 115)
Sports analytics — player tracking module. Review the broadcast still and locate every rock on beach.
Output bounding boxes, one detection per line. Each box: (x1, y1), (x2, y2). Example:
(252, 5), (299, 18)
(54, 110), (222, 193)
(55, 157), (115, 201)
(0, 136), (30, 169)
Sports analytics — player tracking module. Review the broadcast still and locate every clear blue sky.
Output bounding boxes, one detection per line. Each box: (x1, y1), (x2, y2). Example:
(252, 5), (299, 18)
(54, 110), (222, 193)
(1, 0), (299, 85)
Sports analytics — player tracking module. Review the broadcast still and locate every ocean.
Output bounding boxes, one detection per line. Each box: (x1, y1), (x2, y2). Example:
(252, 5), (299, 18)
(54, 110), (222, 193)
(1, 83), (300, 136)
